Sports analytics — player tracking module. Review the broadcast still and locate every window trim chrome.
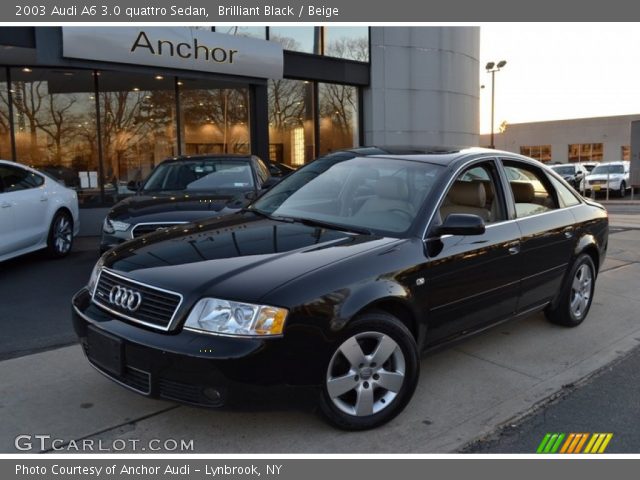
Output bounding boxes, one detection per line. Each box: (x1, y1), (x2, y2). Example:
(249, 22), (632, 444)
(91, 268), (184, 332)
(422, 154), (588, 240)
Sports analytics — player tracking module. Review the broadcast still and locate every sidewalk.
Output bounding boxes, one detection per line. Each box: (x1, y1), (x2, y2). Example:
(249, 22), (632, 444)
(1, 230), (639, 453)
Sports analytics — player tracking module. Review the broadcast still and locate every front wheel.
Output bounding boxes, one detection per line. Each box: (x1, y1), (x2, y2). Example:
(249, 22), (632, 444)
(46, 211), (74, 258)
(545, 254), (596, 327)
(619, 182), (626, 197)
(319, 312), (420, 430)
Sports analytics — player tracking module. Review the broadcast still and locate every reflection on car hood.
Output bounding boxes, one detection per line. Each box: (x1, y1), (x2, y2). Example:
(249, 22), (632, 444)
(102, 213), (398, 304)
(108, 191), (250, 223)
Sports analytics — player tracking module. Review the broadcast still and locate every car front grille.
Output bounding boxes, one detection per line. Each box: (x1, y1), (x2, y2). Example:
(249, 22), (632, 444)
(131, 222), (187, 238)
(92, 269), (183, 331)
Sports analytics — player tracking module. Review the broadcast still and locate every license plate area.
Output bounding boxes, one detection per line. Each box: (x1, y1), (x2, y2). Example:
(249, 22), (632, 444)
(87, 326), (124, 377)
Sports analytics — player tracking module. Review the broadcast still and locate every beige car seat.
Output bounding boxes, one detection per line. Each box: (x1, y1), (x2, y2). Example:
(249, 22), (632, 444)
(440, 181), (491, 222)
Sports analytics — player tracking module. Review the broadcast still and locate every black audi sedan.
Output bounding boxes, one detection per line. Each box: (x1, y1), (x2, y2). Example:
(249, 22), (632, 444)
(73, 147), (608, 430)
(100, 154), (275, 253)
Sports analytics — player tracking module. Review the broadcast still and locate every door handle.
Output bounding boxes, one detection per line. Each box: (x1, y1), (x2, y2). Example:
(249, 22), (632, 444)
(1, 202), (11, 208)
(507, 242), (521, 255)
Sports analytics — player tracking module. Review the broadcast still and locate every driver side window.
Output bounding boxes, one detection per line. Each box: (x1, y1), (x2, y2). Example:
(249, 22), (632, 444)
(440, 162), (506, 224)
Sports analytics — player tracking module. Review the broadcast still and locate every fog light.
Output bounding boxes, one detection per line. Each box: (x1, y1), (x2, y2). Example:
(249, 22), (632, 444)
(202, 387), (222, 403)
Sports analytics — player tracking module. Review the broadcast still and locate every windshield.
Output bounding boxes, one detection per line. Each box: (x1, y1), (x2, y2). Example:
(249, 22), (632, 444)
(251, 156), (444, 236)
(591, 164), (624, 175)
(551, 165), (575, 176)
(143, 159), (254, 192)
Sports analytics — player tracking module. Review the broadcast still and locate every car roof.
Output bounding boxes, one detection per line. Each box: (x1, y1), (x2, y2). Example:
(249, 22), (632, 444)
(324, 146), (525, 166)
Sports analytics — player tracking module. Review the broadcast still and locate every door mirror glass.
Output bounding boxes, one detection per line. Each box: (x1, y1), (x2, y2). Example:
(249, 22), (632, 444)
(435, 213), (485, 236)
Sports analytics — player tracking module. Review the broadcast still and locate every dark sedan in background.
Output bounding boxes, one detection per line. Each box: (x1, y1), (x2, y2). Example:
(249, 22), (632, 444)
(74, 147), (608, 430)
(100, 154), (276, 253)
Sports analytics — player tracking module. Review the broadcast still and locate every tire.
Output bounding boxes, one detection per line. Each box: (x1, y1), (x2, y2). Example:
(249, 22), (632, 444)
(619, 182), (626, 198)
(319, 311), (420, 430)
(46, 210), (74, 258)
(545, 254), (596, 327)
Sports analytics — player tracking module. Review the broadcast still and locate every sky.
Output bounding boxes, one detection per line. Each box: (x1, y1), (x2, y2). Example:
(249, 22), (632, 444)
(479, 23), (640, 134)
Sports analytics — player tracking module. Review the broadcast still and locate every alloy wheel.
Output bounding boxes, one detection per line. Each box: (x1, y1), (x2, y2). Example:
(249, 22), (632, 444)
(54, 216), (73, 255)
(326, 331), (406, 417)
(570, 264), (592, 319)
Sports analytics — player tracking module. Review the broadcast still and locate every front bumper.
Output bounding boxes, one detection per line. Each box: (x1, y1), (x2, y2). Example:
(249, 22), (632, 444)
(72, 288), (324, 407)
(587, 180), (623, 192)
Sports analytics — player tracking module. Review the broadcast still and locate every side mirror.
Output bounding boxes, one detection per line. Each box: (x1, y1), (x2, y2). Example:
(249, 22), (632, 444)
(127, 180), (141, 192)
(434, 213), (486, 236)
(261, 177), (281, 190)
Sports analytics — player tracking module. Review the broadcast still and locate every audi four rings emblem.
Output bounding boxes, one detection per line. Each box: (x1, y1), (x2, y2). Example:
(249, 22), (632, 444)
(109, 285), (143, 311)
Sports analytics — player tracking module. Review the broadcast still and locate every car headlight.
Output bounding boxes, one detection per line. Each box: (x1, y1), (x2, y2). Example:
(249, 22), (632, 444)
(87, 257), (105, 293)
(103, 218), (130, 234)
(184, 298), (288, 337)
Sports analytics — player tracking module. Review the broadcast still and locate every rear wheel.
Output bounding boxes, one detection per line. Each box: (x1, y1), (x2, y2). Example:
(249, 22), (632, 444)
(545, 254), (595, 327)
(46, 210), (74, 258)
(319, 312), (419, 430)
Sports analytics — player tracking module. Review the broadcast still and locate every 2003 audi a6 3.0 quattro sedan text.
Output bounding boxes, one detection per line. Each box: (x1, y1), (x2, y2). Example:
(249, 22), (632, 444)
(72, 147), (608, 429)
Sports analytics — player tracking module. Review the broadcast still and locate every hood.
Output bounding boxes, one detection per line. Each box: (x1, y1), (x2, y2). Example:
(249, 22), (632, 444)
(587, 173), (625, 181)
(102, 212), (400, 305)
(108, 191), (250, 223)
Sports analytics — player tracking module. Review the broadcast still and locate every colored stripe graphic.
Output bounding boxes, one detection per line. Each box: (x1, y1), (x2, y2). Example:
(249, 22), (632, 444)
(538, 433), (613, 454)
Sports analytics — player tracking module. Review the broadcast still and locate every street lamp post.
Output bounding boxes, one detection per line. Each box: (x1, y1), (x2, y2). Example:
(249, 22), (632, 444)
(485, 60), (507, 149)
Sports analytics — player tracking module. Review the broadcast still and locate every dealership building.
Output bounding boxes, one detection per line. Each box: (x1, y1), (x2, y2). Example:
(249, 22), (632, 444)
(479, 114), (637, 164)
(0, 26), (480, 211)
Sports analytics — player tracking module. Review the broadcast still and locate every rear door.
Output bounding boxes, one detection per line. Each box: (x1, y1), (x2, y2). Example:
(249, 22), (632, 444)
(501, 158), (576, 312)
(423, 159), (522, 343)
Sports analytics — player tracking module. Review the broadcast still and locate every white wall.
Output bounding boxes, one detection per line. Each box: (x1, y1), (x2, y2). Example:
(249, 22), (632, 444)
(363, 27), (480, 146)
(480, 114), (639, 163)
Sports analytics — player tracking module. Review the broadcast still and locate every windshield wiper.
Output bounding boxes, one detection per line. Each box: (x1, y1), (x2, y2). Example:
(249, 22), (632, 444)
(287, 217), (373, 235)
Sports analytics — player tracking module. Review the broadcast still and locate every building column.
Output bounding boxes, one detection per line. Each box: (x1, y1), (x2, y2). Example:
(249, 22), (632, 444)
(363, 27), (480, 146)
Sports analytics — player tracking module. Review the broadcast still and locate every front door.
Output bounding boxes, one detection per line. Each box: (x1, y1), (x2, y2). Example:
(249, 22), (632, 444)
(423, 159), (522, 344)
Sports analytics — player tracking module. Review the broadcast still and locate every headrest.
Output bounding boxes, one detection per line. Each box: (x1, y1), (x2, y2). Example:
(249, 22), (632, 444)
(448, 181), (486, 208)
(375, 177), (409, 200)
(511, 182), (535, 203)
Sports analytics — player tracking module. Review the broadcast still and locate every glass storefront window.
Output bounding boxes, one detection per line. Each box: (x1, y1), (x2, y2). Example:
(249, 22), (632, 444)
(520, 145), (552, 163)
(622, 145), (630, 161)
(178, 79), (250, 156)
(568, 143), (603, 162)
(0, 69), (11, 159)
(318, 83), (359, 156)
(98, 71), (176, 205)
(323, 27), (369, 62)
(268, 79), (315, 166)
(216, 26), (267, 39)
(10, 68), (97, 197)
(269, 27), (319, 54)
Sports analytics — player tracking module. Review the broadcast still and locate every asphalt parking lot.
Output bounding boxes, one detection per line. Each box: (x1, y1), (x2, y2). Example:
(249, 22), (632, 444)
(1, 207), (639, 453)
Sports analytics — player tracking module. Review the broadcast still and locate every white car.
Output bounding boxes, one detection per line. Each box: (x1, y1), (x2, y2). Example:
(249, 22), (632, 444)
(0, 160), (80, 262)
(585, 161), (630, 197)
